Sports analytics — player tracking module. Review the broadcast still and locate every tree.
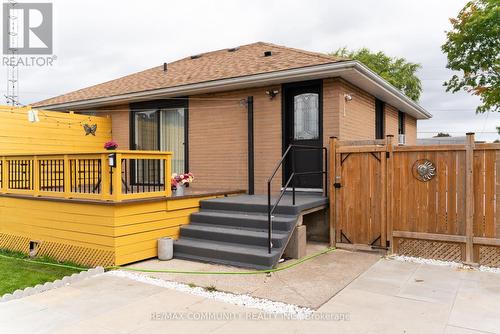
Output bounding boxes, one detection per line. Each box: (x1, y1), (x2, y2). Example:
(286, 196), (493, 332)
(330, 48), (422, 101)
(442, 0), (500, 113)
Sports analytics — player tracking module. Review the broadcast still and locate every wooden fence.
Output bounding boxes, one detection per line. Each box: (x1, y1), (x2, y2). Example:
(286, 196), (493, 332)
(329, 133), (500, 267)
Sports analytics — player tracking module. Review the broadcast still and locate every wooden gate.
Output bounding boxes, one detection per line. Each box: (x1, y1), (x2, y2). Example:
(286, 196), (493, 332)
(329, 134), (500, 267)
(330, 139), (387, 249)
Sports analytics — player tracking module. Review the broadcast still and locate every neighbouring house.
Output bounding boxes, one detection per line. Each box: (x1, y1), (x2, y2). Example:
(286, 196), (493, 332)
(34, 42), (431, 195)
(417, 136), (467, 145)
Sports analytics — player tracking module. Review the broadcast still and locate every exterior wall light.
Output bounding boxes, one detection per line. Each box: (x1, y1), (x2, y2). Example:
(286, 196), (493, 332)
(266, 89), (279, 100)
(108, 153), (117, 168)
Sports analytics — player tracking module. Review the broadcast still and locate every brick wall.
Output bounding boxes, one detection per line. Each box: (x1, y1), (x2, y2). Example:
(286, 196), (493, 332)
(188, 87), (282, 193)
(334, 79), (417, 144)
(337, 80), (376, 140)
(94, 104), (130, 149)
(385, 104), (399, 138)
(323, 78), (341, 141)
(405, 115), (417, 145)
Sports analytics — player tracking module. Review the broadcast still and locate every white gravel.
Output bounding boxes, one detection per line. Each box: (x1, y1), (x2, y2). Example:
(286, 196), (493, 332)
(389, 254), (500, 274)
(107, 270), (314, 318)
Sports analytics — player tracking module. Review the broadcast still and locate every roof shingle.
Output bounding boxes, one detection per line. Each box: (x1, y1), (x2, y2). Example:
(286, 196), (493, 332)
(34, 42), (345, 107)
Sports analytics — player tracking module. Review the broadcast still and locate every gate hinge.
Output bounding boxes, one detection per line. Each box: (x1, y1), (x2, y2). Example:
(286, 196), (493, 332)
(334, 182), (342, 189)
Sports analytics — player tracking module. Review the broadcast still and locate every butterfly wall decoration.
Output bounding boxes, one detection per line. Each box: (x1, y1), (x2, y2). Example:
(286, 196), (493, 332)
(83, 124), (97, 136)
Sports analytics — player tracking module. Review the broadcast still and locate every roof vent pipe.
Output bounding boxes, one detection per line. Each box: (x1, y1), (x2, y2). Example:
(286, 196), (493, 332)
(264, 51), (272, 57)
(163, 62), (167, 72)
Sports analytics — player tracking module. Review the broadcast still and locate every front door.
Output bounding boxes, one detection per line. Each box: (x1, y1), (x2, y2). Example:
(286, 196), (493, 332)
(283, 81), (323, 189)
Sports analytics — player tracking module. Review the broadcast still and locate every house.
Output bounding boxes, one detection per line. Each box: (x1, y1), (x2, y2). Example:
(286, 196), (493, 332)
(34, 42), (431, 196)
(2, 42), (432, 269)
(417, 136), (467, 145)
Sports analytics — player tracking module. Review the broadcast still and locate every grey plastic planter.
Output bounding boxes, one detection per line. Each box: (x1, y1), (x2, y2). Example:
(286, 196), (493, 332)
(158, 237), (174, 260)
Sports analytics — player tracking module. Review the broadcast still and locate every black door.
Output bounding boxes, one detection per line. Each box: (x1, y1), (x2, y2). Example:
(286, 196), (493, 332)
(283, 81), (323, 189)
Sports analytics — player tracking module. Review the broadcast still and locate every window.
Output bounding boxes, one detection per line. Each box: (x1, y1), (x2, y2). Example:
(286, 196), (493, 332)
(398, 111), (405, 135)
(160, 108), (185, 175)
(134, 110), (158, 151)
(375, 99), (385, 139)
(132, 106), (187, 174)
(294, 93), (319, 140)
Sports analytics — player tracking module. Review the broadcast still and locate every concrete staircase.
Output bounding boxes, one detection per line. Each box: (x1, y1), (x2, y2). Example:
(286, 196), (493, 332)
(173, 194), (327, 269)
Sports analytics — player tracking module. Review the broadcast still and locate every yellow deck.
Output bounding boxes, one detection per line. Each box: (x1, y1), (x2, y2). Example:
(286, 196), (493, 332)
(0, 193), (237, 266)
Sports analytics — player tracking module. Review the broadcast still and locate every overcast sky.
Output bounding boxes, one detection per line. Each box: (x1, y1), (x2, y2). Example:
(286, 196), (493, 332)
(2, 0), (499, 141)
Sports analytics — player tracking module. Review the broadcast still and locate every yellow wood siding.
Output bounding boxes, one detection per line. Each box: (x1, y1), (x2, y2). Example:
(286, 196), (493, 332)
(0, 106), (112, 154)
(0, 195), (220, 266)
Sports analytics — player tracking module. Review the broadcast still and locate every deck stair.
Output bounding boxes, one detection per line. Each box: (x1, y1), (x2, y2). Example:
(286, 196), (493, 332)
(173, 193), (327, 269)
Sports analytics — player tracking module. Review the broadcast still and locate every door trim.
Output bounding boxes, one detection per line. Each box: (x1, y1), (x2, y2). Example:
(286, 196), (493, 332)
(281, 79), (323, 188)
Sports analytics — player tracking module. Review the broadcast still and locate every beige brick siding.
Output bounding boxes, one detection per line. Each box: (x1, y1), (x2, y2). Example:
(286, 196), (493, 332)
(188, 87), (282, 193)
(323, 78), (341, 141)
(405, 115), (417, 145)
(337, 80), (376, 140)
(385, 104), (399, 138)
(334, 79), (417, 144)
(94, 104), (130, 149)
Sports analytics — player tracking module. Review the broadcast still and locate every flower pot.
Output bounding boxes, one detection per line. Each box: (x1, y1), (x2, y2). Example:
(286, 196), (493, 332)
(175, 184), (184, 196)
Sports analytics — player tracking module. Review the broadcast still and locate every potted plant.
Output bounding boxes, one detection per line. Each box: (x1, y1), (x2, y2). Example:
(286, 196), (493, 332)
(171, 172), (194, 195)
(104, 140), (119, 150)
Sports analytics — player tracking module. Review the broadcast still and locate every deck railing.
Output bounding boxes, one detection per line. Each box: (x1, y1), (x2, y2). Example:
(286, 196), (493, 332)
(0, 151), (172, 201)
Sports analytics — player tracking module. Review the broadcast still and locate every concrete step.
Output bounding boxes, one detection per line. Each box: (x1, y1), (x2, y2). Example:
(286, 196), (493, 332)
(173, 238), (281, 270)
(190, 211), (296, 231)
(200, 199), (299, 215)
(179, 223), (290, 248)
(199, 195), (327, 215)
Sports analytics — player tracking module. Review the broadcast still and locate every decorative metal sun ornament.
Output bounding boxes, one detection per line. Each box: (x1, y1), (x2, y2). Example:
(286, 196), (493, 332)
(412, 159), (436, 182)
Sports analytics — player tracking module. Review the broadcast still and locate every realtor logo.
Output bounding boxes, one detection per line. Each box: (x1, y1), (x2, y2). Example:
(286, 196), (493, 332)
(2, 2), (53, 55)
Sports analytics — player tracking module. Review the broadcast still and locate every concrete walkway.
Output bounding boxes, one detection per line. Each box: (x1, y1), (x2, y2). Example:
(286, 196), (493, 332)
(127, 245), (381, 309)
(1, 258), (499, 334)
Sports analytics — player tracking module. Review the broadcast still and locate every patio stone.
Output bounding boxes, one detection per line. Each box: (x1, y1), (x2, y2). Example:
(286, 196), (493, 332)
(448, 279), (500, 333)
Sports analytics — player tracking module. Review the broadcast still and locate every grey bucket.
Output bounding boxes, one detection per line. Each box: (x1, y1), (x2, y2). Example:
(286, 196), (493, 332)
(158, 237), (174, 260)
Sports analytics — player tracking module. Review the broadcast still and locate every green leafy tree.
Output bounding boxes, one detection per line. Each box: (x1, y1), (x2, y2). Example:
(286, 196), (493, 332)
(435, 132), (452, 137)
(442, 0), (500, 113)
(330, 48), (422, 101)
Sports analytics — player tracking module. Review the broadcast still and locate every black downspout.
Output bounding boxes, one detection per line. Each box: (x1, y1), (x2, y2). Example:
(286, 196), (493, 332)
(247, 96), (254, 195)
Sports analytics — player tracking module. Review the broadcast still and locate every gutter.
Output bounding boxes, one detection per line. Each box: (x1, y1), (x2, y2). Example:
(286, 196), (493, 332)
(37, 61), (431, 119)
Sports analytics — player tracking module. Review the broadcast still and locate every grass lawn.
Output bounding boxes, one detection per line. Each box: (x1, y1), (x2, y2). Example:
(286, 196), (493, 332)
(0, 250), (86, 296)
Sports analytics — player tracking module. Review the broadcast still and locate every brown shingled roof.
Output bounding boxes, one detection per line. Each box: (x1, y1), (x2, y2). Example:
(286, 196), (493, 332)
(34, 42), (345, 107)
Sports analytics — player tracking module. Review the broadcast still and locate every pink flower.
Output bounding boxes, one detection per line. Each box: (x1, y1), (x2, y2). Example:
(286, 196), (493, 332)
(104, 141), (118, 150)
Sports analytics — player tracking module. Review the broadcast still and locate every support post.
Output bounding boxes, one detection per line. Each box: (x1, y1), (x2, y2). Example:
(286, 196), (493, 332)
(164, 154), (172, 197)
(63, 155), (71, 199)
(329, 137), (338, 247)
(465, 132), (475, 263)
(247, 96), (254, 195)
(386, 135), (394, 252)
(111, 153), (122, 201)
(101, 154), (111, 200)
(33, 156), (39, 197)
(0, 157), (7, 193)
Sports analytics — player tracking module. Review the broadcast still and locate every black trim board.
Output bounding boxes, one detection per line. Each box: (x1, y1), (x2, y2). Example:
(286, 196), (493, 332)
(247, 96), (254, 195)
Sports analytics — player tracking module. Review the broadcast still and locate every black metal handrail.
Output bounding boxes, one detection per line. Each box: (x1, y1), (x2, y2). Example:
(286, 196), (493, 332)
(266, 144), (328, 254)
